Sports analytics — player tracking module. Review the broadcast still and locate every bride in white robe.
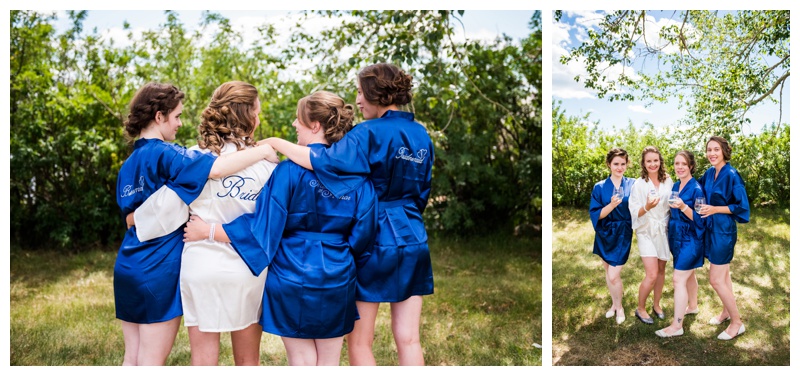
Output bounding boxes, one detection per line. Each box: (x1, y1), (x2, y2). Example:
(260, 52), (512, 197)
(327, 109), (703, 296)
(629, 146), (673, 324)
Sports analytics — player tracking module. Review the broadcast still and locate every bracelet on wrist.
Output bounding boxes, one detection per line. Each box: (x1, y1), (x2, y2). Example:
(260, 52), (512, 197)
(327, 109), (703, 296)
(208, 223), (216, 242)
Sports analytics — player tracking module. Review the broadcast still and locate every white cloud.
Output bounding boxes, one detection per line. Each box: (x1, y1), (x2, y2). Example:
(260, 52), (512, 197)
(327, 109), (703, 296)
(627, 104), (652, 114)
(552, 10), (642, 100)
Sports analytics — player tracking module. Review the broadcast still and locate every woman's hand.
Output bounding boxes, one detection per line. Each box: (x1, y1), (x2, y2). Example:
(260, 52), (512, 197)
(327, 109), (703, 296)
(668, 197), (684, 209)
(699, 205), (718, 218)
(645, 195), (660, 210)
(184, 215), (210, 242)
(607, 195), (622, 209)
(259, 143), (280, 164)
(126, 212), (135, 229)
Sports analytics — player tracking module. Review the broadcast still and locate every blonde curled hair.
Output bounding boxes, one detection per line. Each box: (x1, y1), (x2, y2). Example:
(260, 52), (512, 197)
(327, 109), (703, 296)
(198, 81), (259, 155)
(296, 91), (355, 144)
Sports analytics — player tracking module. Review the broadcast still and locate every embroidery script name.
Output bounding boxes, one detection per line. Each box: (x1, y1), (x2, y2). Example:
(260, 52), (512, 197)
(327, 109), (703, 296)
(121, 176), (145, 198)
(396, 147), (427, 164)
(310, 180), (351, 200)
(218, 175), (262, 201)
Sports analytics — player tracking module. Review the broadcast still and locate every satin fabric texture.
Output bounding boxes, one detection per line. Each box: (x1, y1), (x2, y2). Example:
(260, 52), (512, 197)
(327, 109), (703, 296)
(589, 176), (635, 267)
(309, 110), (435, 303)
(698, 163), (750, 265)
(667, 178), (706, 271)
(115, 138), (216, 324)
(225, 152), (378, 339)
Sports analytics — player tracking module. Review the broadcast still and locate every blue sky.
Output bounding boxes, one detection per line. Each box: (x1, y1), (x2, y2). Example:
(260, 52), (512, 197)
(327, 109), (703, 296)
(49, 9), (535, 47)
(551, 10), (790, 135)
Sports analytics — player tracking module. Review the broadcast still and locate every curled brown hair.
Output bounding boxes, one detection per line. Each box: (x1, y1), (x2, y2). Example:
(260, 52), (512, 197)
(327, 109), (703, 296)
(605, 148), (629, 167)
(124, 82), (185, 141)
(357, 63), (413, 107)
(639, 146), (667, 183)
(706, 135), (732, 162)
(296, 91), (355, 144)
(197, 81), (259, 155)
(674, 150), (697, 175)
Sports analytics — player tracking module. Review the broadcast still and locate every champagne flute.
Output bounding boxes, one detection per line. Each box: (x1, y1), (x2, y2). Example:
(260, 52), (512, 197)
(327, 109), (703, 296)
(695, 197), (706, 214)
(668, 192), (679, 205)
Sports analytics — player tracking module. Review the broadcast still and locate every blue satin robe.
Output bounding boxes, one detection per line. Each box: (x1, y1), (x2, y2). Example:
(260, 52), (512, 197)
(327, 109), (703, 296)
(698, 163), (750, 265)
(309, 110), (434, 303)
(224, 153), (378, 339)
(589, 176), (635, 266)
(115, 138), (216, 323)
(668, 178), (706, 270)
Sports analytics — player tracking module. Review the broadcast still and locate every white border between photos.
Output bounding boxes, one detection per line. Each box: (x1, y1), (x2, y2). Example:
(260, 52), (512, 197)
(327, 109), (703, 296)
(2, 0), (796, 373)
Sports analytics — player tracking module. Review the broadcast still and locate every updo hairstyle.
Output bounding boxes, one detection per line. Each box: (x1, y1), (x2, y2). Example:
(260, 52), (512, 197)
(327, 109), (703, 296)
(197, 81), (260, 155)
(357, 63), (414, 107)
(605, 148), (629, 167)
(675, 150), (697, 175)
(296, 91), (355, 144)
(124, 82), (185, 141)
(706, 135), (732, 162)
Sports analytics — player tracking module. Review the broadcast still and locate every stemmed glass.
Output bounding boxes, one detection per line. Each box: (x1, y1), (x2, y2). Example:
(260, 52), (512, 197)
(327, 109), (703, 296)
(648, 188), (659, 201)
(613, 186), (623, 201)
(695, 197), (706, 214)
(668, 192), (679, 205)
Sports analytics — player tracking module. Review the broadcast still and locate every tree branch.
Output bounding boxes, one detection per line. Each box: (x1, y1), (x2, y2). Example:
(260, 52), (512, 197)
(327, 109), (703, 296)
(747, 70), (790, 106)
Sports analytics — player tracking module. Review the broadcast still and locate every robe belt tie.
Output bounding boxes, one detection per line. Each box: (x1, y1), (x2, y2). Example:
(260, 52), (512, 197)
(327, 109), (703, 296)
(378, 198), (416, 211)
(283, 231), (346, 242)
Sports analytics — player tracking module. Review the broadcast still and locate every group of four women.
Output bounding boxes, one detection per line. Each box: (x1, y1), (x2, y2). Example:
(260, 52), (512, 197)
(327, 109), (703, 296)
(590, 138), (750, 340)
(114, 62), (434, 365)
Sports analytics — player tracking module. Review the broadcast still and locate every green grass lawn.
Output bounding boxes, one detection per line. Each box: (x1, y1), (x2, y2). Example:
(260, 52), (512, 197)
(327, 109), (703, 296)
(551, 206), (790, 366)
(10, 233), (541, 366)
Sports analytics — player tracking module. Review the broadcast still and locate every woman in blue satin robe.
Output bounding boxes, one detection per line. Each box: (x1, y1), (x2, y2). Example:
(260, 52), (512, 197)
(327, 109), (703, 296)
(589, 148), (635, 324)
(185, 91), (378, 366)
(115, 82), (277, 365)
(655, 150), (705, 338)
(264, 63), (433, 365)
(697, 136), (750, 340)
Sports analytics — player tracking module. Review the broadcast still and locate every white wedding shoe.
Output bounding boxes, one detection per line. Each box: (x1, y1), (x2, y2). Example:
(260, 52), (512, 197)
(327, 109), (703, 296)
(717, 324), (745, 340)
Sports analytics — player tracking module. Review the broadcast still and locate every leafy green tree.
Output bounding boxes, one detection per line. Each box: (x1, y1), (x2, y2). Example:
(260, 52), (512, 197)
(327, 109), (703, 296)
(11, 10), (129, 248)
(556, 10), (789, 141)
(10, 10), (542, 249)
(284, 10), (542, 233)
(552, 99), (789, 208)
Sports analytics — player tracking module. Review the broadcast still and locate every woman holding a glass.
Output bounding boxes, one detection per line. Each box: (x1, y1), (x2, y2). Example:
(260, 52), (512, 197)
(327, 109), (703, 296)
(628, 146), (673, 325)
(655, 150), (705, 337)
(698, 136), (750, 340)
(589, 148), (636, 324)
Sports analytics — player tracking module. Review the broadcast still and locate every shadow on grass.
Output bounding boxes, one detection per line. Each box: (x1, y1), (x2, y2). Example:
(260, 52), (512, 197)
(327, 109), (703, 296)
(10, 245), (117, 299)
(552, 206), (790, 366)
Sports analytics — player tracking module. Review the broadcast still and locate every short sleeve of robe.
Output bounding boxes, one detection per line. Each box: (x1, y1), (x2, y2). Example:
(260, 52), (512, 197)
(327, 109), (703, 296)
(589, 183), (605, 231)
(726, 168), (750, 223)
(309, 127), (371, 198)
(133, 185), (190, 242)
(162, 144), (216, 205)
